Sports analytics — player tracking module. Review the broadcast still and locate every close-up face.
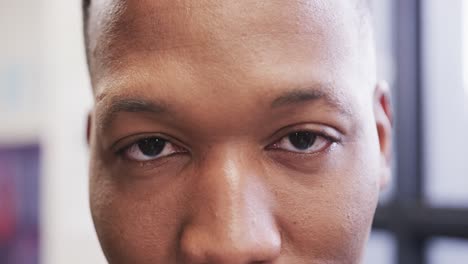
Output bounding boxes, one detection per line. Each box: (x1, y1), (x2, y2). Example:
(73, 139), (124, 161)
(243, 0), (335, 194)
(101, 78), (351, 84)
(86, 0), (392, 263)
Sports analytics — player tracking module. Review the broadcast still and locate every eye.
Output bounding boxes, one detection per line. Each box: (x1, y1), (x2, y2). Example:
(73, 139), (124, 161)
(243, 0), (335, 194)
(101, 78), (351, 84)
(122, 137), (185, 161)
(270, 131), (333, 154)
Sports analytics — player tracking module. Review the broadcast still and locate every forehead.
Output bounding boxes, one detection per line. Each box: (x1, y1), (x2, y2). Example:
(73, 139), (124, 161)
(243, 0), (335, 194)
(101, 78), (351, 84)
(87, 0), (373, 111)
(88, 0), (361, 48)
(88, 1), (363, 66)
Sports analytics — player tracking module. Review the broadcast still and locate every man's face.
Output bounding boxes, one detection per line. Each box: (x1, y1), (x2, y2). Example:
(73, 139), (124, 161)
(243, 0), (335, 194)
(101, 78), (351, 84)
(87, 0), (392, 263)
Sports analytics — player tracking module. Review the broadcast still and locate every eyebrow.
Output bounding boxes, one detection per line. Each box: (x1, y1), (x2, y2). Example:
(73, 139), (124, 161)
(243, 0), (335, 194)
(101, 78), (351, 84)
(270, 86), (352, 116)
(98, 86), (351, 129)
(98, 98), (169, 129)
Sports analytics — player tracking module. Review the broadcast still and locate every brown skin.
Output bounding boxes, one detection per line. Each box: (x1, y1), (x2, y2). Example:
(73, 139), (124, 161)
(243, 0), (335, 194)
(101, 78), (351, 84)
(86, 0), (392, 263)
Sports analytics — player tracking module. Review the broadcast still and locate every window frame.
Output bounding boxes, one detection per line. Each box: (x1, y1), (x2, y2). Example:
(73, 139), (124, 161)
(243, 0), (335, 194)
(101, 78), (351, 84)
(372, 1), (468, 263)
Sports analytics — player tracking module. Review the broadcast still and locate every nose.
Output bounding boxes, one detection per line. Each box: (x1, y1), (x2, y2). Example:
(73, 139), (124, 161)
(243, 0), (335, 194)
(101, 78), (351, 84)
(179, 152), (281, 263)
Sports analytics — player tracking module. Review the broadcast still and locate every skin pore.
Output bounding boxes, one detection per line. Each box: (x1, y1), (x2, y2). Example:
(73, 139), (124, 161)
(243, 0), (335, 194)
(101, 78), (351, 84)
(85, 0), (392, 263)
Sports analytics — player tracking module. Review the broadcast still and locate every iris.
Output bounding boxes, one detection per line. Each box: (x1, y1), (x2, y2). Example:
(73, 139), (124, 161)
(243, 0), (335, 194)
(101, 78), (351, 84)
(137, 138), (166, 156)
(288, 132), (317, 150)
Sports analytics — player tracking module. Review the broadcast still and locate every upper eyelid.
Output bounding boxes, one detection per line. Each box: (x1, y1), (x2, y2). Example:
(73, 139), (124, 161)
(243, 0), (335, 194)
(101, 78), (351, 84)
(123, 140), (177, 160)
(112, 134), (179, 154)
(268, 132), (333, 149)
(267, 125), (342, 147)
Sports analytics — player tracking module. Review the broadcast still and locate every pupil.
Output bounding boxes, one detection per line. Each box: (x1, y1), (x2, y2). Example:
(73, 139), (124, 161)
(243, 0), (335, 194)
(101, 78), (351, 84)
(138, 138), (166, 156)
(288, 132), (316, 150)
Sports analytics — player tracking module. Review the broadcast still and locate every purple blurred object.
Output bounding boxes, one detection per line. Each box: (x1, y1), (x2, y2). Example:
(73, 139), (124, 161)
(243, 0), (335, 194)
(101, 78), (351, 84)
(0, 145), (39, 264)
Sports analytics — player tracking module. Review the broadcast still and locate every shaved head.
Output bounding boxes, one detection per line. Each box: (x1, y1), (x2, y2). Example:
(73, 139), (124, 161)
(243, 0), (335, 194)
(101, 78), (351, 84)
(84, 1), (392, 263)
(83, 0), (375, 85)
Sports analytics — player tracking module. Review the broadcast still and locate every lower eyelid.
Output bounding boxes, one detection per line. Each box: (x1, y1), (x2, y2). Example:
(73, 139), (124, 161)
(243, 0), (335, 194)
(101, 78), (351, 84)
(268, 141), (336, 158)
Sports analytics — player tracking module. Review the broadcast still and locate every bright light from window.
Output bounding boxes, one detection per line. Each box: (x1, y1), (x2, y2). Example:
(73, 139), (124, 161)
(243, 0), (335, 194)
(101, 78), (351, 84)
(464, 0), (468, 104)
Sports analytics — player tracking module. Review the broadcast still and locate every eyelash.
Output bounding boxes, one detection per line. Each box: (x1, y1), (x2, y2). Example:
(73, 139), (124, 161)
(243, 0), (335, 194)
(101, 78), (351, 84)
(267, 130), (340, 154)
(116, 135), (188, 162)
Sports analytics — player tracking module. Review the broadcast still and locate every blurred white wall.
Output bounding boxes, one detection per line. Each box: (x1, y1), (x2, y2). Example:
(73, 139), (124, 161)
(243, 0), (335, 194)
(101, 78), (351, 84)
(422, 1), (468, 260)
(0, 0), (42, 145)
(40, 0), (106, 263)
(423, 0), (468, 207)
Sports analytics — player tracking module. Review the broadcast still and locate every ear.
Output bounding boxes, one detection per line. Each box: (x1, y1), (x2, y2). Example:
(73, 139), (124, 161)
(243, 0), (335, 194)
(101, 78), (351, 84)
(373, 81), (393, 190)
(86, 110), (93, 145)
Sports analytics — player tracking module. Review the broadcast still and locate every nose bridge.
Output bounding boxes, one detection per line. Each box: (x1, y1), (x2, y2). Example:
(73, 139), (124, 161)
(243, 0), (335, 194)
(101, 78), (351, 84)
(194, 145), (261, 217)
(179, 147), (281, 263)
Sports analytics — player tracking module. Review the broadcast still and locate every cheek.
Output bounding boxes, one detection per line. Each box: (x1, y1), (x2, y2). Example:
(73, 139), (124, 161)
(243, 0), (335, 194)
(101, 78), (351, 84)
(274, 142), (380, 262)
(89, 158), (186, 263)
